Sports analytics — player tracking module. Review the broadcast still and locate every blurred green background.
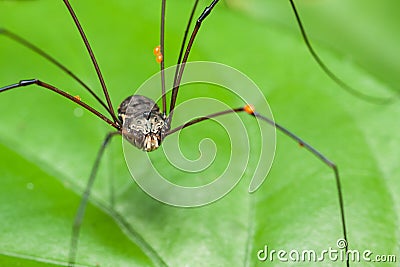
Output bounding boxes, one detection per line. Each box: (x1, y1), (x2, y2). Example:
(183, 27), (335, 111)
(0, 0), (399, 266)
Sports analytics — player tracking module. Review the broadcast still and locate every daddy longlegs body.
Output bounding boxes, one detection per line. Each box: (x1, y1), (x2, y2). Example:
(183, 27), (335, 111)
(0, 0), (397, 266)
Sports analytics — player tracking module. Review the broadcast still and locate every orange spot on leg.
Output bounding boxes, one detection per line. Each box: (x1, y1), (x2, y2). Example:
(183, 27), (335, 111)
(244, 104), (255, 114)
(153, 45), (163, 63)
(156, 53), (163, 63)
(153, 45), (161, 55)
(74, 95), (81, 101)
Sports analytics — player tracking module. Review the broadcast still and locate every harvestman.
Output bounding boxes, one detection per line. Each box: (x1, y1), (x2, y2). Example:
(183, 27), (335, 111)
(2, 0), (392, 266)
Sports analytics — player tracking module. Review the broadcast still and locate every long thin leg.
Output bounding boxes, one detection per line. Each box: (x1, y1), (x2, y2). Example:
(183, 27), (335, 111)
(172, 0), (200, 94)
(166, 107), (242, 136)
(0, 28), (114, 119)
(0, 79), (120, 129)
(167, 0), (396, 123)
(68, 131), (121, 267)
(159, 0), (167, 115)
(289, 0), (395, 105)
(169, 0), (220, 119)
(167, 105), (349, 267)
(62, 0), (119, 123)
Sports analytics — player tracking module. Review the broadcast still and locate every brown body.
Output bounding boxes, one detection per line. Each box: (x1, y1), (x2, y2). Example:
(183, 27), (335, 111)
(118, 95), (170, 151)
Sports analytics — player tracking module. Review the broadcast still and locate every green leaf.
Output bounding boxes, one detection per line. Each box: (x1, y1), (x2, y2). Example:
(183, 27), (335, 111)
(0, 1), (399, 267)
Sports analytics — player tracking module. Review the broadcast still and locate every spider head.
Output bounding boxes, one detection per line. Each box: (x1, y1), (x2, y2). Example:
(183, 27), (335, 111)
(118, 95), (170, 152)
